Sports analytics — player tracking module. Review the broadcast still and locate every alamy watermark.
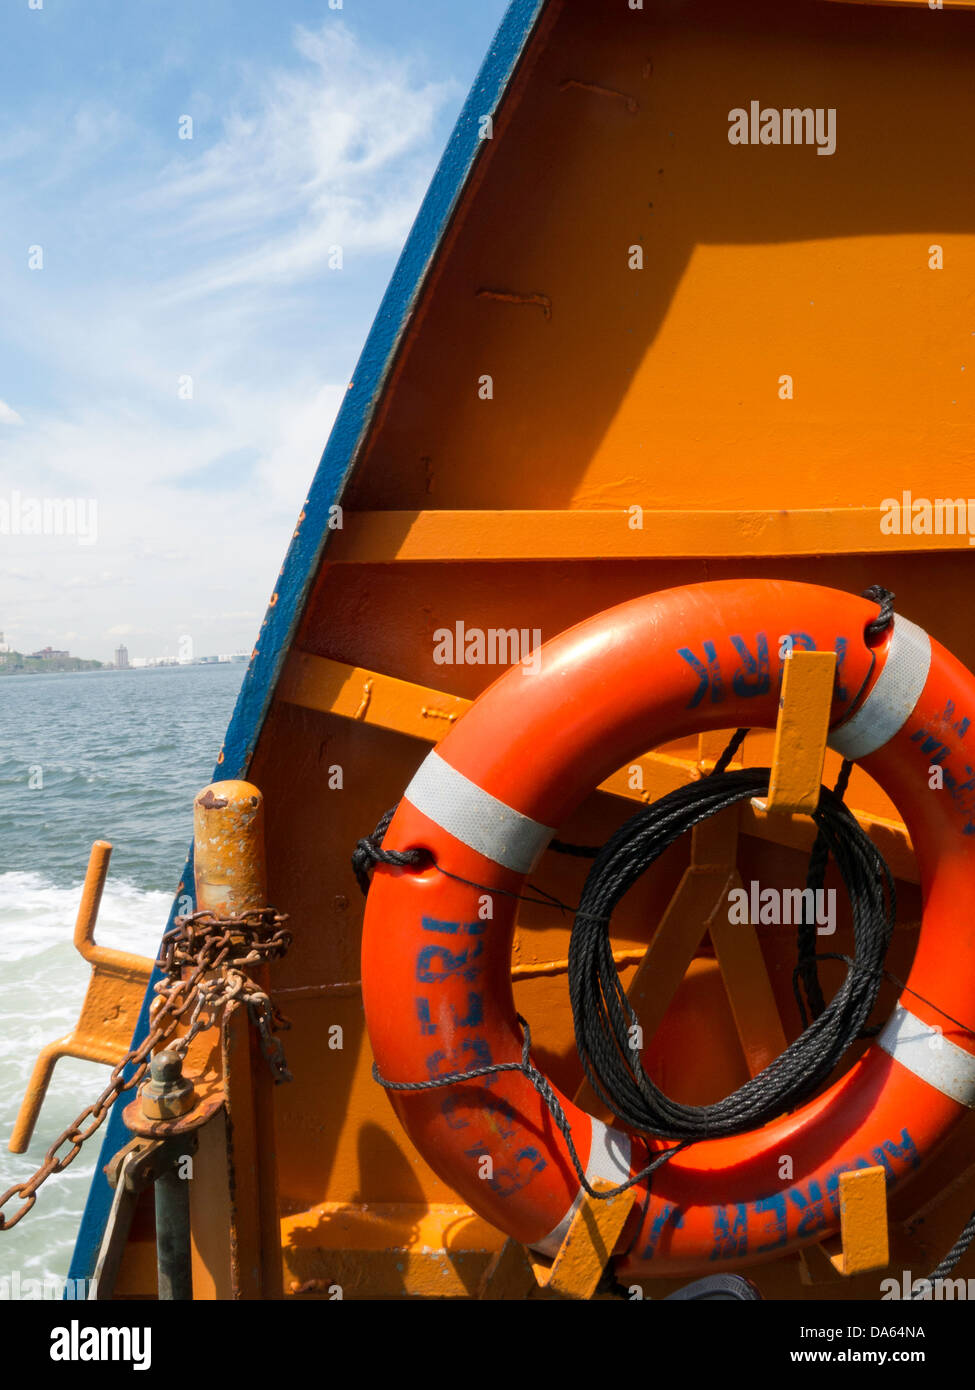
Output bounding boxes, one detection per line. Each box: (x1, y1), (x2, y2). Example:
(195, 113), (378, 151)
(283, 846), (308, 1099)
(50, 1319), (151, 1371)
(0, 1270), (92, 1299)
(0, 491), (97, 545)
(433, 621), (542, 675)
(728, 881), (836, 934)
(882, 1270), (975, 1300)
(880, 492), (975, 543)
(728, 102), (836, 157)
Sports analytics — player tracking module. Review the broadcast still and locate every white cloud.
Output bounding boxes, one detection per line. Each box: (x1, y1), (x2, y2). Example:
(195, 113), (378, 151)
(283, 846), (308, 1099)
(0, 124), (44, 166)
(138, 22), (456, 300)
(66, 572), (134, 590)
(0, 20), (455, 659)
(72, 100), (123, 151)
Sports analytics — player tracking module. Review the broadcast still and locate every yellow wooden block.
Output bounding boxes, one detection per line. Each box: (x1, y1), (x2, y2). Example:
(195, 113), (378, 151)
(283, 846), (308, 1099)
(762, 649), (837, 816)
(829, 1166), (890, 1275)
(543, 1180), (636, 1300)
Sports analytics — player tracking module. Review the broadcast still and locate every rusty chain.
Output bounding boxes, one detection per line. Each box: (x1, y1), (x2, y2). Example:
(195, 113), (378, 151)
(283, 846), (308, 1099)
(0, 906), (292, 1232)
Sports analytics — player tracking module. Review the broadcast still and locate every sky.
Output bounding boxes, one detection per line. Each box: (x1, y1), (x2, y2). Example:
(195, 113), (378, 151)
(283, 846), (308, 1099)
(0, 0), (511, 662)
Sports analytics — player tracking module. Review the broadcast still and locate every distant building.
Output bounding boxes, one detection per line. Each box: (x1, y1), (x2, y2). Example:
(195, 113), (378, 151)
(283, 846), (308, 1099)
(0, 631), (9, 654)
(32, 647), (69, 659)
(115, 644), (129, 669)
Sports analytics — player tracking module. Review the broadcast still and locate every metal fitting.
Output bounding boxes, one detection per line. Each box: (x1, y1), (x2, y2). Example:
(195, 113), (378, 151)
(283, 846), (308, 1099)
(140, 1050), (197, 1120)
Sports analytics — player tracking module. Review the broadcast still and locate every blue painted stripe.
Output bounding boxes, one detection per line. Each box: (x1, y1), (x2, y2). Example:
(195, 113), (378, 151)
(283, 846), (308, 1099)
(68, 0), (547, 1290)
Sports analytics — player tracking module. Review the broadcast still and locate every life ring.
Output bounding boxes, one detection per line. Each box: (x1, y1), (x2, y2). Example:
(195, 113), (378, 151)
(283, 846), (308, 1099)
(361, 579), (975, 1275)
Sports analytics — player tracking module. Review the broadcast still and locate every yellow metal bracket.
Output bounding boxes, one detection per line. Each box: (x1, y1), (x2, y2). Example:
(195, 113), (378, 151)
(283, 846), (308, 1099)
(752, 649), (837, 817)
(829, 1166), (890, 1276)
(8, 841), (154, 1154)
(478, 1180), (636, 1300)
(799, 1165), (892, 1284)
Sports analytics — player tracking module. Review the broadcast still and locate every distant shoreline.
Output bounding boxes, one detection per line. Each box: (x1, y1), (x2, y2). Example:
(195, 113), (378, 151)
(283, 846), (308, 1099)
(0, 653), (103, 676)
(0, 655), (247, 676)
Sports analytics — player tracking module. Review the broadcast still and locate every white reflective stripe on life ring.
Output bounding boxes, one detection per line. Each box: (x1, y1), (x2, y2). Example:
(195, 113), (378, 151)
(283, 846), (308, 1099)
(403, 750), (554, 874)
(878, 1004), (975, 1108)
(828, 616), (931, 761)
(531, 1120), (633, 1258)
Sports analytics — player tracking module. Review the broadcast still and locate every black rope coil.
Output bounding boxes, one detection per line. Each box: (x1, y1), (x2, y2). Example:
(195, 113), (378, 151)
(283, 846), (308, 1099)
(567, 768), (896, 1142)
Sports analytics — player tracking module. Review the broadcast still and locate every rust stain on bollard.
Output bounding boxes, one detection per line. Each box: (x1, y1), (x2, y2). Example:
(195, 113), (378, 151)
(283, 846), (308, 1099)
(193, 781), (268, 917)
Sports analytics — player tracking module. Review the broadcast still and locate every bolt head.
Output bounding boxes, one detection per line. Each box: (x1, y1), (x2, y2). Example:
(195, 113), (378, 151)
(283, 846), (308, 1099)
(140, 1049), (197, 1119)
(149, 1050), (183, 1084)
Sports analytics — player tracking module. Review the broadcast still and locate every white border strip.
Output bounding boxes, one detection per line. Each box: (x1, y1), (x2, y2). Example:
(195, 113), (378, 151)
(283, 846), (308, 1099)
(403, 750), (554, 874)
(878, 1003), (975, 1108)
(828, 616), (931, 761)
(531, 1120), (633, 1258)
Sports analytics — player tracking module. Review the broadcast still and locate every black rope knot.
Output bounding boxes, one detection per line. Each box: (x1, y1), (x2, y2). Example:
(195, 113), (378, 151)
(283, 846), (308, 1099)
(352, 805), (429, 894)
(862, 584), (895, 641)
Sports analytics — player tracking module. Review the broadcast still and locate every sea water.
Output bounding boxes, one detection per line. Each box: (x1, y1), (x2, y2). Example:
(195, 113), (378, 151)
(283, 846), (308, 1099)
(0, 663), (245, 1287)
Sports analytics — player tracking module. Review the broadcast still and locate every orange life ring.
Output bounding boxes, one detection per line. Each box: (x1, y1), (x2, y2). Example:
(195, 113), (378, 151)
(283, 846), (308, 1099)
(361, 579), (975, 1276)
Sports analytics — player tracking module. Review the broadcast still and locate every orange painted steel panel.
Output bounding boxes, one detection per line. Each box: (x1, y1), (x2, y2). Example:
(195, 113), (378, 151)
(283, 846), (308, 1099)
(347, 2), (975, 517)
(188, 1114), (235, 1301)
(282, 1202), (505, 1300)
(329, 509), (975, 563)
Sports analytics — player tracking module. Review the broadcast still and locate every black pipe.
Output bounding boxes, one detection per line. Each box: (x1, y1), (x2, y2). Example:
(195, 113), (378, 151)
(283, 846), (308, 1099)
(155, 1159), (193, 1301)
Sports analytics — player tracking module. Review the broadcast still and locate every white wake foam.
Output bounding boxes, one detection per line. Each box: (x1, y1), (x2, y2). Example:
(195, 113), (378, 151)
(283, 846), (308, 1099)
(0, 875), (171, 1284)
